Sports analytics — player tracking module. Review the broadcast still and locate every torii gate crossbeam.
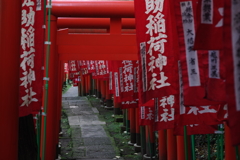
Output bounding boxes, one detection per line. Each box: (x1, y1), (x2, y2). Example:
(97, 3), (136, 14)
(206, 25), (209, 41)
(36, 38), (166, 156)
(57, 28), (138, 60)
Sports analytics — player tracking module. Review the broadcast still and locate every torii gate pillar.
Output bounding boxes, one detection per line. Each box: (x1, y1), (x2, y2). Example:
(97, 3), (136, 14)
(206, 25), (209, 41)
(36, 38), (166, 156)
(44, 15), (59, 160)
(0, 0), (21, 159)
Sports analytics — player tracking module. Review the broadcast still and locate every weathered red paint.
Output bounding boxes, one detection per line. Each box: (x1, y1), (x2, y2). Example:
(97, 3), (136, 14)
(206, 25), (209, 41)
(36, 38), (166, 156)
(0, 0), (21, 159)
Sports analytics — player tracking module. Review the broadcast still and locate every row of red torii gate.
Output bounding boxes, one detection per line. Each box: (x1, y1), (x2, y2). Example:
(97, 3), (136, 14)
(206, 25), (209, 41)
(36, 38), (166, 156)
(0, 1), (138, 160)
(0, 0), (240, 160)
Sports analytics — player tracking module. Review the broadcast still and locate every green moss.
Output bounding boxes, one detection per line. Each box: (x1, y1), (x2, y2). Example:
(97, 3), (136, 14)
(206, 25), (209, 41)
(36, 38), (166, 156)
(62, 84), (72, 94)
(88, 97), (141, 160)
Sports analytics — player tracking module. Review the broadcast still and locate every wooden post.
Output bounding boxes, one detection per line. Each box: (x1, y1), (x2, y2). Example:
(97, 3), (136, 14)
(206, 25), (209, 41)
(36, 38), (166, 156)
(134, 108), (141, 152)
(158, 130), (167, 160)
(225, 123), (237, 160)
(145, 125), (155, 158)
(0, 0), (21, 159)
(105, 80), (113, 108)
(129, 108), (136, 144)
(81, 75), (86, 96)
(44, 15), (58, 160)
(167, 129), (177, 160)
(85, 75), (89, 95)
(55, 60), (64, 157)
(96, 79), (101, 99)
(114, 96), (122, 115)
(177, 136), (186, 160)
(100, 80), (106, 105)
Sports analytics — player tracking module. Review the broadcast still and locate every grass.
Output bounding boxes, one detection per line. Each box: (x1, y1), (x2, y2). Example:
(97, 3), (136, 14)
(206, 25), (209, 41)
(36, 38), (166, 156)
(62, 83), (72, 94)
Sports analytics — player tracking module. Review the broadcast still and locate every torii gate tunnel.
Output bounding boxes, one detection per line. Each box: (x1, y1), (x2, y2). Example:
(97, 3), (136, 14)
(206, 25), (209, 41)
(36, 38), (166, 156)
(1, 1), (239, 160)
(0, 1), (138, 160)
(45, 1), (137, 160)
(43, 1), (137, 160)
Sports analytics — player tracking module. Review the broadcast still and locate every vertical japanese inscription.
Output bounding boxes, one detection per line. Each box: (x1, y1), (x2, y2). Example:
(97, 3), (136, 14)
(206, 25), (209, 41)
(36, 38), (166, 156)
(87, 60), (90, 70)
(95, 61), (99, 75)
(180, 1), (201, 86)
(114, 72), (120, 97)
(20, 0), (38, 107)
(122, 60), (134, 92)
(159, 95), (175, 122)
(144, 0), (170, 91)
(90, 60), (95, 71)
(119, 67), (124, 92)
(98, 61), (106, 75)
(155, 98), (159, 122)
(208, 50), (220, 79)
(141, 106), (145, 119)
(36, 0), (41, 10)
(140, 42), (147, 92)
(178, 61), (186, 115)
(134, 66), (138, 93)
(231, 0), (240, 111)
(201, 0), (213, 24)
(109, 72), (113, 90)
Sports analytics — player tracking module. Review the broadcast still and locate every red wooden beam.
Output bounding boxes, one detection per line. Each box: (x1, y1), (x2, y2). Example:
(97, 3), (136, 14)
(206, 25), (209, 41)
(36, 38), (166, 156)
(57, 18), (136, 29)
(52, 1), (135, 18)
(68, 29), (107, 33)
(59, 52), (138, 60)
(57, 29), (138, 60)
(57, 33), (136, 46)
(67, 29), (136, 34)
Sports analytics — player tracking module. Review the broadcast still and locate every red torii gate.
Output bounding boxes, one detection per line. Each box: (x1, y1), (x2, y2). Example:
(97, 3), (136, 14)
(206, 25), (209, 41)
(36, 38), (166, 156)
(1, 1), (239, 160)
(54, 1), (137, 61)
(44, 1), (137, 160)
(0, 1), (136, 160)
(42, 1), (240, 160)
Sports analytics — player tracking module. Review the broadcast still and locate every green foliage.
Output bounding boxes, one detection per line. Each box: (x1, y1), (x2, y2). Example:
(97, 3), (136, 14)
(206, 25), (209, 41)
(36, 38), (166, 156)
(67, 127), (72, 137)
(62, 83), (72, 94)
(124, 154), (142, 160)
(61, 109), (70, 129)
(195, 134), (224, 160)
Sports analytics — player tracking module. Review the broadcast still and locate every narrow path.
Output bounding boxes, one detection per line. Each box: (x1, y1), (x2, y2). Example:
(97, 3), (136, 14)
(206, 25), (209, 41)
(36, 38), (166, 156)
(60, 86), (120, 160)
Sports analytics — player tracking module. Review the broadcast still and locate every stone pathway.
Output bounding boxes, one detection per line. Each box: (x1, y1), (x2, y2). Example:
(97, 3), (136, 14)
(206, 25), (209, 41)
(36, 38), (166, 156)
(60, 86), (120, 160)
